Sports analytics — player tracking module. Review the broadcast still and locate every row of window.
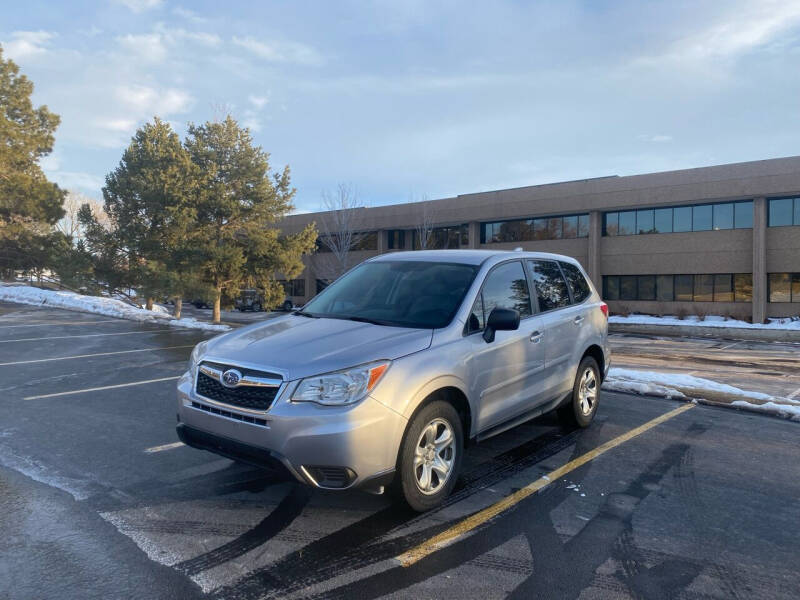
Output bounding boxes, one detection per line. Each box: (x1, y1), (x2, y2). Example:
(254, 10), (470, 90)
(315, 232), (379, 253)
(768, 273), (800, 303)
(769, 197), (800, 227)
(481, 214), (590, 244)
(467, 259), (591, 333)
(603, 274), (753, 303)
(278, 278), (306, 297)
(604, 201), (753, 236)
(412, 225), (468, 250)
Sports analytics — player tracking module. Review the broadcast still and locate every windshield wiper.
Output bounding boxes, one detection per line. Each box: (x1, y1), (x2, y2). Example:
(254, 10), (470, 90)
(292, 310), (318, 318)
(342, 315), (393, 326)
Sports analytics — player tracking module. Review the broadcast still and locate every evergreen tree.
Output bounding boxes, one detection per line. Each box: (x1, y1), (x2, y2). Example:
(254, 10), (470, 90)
(184, 116), (316, 323)
(0, 45), (65, 278)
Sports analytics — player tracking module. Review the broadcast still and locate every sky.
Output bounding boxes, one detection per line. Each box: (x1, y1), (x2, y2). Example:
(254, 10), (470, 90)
(4, 0), (800, 213)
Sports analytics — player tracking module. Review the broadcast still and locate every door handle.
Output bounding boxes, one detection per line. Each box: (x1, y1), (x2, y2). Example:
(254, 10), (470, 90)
(573, 315), (584, 325)
(530, 331), (542, 343)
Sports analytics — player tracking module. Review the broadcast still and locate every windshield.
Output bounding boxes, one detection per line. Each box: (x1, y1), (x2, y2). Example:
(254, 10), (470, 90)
(302, 261), (479, 328)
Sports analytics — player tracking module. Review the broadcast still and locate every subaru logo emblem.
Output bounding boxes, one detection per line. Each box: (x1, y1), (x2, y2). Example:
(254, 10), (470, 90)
(221, 369), (242, 388)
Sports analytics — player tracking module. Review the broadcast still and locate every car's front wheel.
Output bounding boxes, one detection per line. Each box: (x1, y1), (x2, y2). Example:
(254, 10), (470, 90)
(396, 400), (463, 512)
(558, 356), (600, 428)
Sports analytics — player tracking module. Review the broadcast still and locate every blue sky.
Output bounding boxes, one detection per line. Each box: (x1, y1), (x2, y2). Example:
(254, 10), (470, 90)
(5, 0), (800, 213)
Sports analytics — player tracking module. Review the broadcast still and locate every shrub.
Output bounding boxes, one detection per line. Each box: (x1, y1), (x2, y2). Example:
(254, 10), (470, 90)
(675, 307), (689, 320)
(694, 306), (707, 322)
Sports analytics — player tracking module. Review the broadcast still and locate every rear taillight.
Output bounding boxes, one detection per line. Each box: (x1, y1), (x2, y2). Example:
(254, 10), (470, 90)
(599, 302), (608, 318)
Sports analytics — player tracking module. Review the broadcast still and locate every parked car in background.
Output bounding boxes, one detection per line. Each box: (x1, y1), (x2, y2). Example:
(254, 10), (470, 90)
(235, 289), (294, 312)
(177, 250), (609, 511)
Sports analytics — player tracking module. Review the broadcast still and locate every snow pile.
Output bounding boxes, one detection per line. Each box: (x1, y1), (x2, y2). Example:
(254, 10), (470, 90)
(610, 313), (800, 330)
(0, 285), (230, 332)
(605, 367), (800, 421)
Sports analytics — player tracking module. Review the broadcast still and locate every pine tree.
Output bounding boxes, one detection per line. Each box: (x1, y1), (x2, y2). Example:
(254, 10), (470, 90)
(0, 45), (65, 278)
(184, 116), (316, 323)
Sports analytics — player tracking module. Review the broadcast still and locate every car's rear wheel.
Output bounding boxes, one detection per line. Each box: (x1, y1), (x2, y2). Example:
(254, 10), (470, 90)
(283, 300), (293, 312)
(558, 356), (600, 428)
(395, 400), (463, 512)
(252, 302), (262, 312)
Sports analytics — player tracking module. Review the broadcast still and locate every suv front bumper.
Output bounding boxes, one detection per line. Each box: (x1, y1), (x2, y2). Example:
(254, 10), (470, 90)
(176, 372), (407, 491)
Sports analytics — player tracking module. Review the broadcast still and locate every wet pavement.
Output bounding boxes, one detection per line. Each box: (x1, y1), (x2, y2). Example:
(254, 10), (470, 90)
(1, 301), (799, 599)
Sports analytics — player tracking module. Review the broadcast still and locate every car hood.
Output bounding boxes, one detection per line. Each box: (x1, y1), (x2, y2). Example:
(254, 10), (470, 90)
(202, 314), (433, 380)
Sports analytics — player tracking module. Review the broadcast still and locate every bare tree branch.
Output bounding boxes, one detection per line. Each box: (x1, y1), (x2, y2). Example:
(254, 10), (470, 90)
(410, 194), (436, 250)
(315, 183), (366, 279)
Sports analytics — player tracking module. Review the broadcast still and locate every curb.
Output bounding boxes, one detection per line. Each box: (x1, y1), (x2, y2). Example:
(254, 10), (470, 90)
(609, 322), (800, 343)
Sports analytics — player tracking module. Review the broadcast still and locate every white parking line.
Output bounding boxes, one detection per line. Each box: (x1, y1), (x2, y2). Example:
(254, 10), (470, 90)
(144, 442), (185, 453)
(0, 345), (195, 366)
(788, 386), (800, 400)
(23, 376), (181, 400)
(0, 319), (120, 328)
(0, 329), (175, 343)
(718, 341), (741, 350)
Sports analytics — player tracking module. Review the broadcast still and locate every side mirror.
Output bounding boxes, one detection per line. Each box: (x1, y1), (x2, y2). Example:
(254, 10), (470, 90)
(482, 307), (520, 343)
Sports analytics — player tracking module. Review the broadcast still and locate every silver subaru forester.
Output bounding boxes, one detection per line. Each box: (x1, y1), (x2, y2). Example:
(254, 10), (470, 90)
(176, 250), (610, 511)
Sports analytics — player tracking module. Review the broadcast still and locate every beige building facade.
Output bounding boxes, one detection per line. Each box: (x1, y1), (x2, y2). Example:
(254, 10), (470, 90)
(279, 156), (800, 323)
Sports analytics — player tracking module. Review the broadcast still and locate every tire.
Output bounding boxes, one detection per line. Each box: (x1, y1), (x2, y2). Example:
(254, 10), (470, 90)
(395, 400), (463, 512)
(558, 356), (600, 428)
(253, 302), (262, 312)
(283, 300), (293, 312)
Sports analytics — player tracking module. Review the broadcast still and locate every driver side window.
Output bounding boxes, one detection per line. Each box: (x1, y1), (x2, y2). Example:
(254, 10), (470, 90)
(466, 261), (531, 334)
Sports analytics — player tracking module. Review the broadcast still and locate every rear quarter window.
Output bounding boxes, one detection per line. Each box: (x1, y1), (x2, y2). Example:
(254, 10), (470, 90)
(560, 262), (592, 304)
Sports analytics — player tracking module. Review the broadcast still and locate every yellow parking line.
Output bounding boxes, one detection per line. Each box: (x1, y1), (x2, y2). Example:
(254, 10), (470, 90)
(0, 345), (195, 366)
(23, 376), (181, 400)
(144, 441), (185, 453)
(396, 402), (695, 567)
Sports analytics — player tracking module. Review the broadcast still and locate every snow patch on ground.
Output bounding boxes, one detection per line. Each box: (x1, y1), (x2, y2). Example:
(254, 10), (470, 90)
(610, 313), (800, 330)
(605, 367), (800, 421)
(0, 285), (229, 332)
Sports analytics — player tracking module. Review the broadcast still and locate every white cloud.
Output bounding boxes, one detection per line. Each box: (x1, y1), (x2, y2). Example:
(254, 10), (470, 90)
(232, 35), (324, 66)
(2, 30), (55, 61)
(116, 0), (163, 13)
(248, 94), (269, 109)
(97, 118), (138, 132)
(117, 33), (167, 62)
(172, 6), (207, 23)
(114, 84), (194, 116)
(638, 134), (673, 143)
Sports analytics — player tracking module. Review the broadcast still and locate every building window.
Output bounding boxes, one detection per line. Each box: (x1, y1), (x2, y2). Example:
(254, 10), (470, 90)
(482, 214), (588, 244)
(387, 230), (405, 249)
(414, 224), (466, 249)
(316, 231), (378, 252)
(604, 201), (753, 236)
(768, 273), (800, 302)
(769, 197), (800, 226)
(316, 278), (331, 294)
(603, 273), (753, 302)
(734, 273), (753, 302)
(280, 279), (305, 297)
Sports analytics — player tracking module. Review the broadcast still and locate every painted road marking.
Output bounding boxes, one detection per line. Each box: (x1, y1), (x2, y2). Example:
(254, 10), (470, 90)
(0, 345), (195, 366)
(0, 319), (121, 328)
(396, 402), (696, 567)
(0, 329), (175, 343)
(788, 386), (800, 400)
(23, 376), (181, 400)
(144, 441), (185, 453)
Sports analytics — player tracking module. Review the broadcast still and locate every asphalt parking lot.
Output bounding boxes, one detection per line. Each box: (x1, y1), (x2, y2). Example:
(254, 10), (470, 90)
(1, 302), (799, 600)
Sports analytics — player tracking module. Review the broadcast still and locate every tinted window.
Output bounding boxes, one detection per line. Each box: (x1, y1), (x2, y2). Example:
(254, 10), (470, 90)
(735, 201), (753, 229)
(769, 198), (794, 226)
(560, 262), (592, 303)
(694, 274), (713, 301)
(735, 273), (752, 302)
(562, 215), (578, 239)
(713, 203), (733, 230)
(482, 261), (532, 317)
(656, 275), (674, 301)
(533, 218), (548, 240)
(618, 211), (636, 235)
(637, 275), (656, 300)
(693, 205), (712, 231)
(620, 275), (637, 300)
(387, 230), (405, 249)
(604, 275), (619, 300)
(675, 275), (693, 301)
(637, 209), (654, 234)
(795, 199), (800, 226)
(303, 261), (478, 328)
(466, 294), (485, 334)
(577, 214), (590, 238)
(674, 206), (692, 232)
(654, 208), (672, 233)
(793, 273), (800, 302)
(604, 212), (619, 236)
(529, 260), (570, 311)
(769, 273), (791, 302)
(713, 274), (733, 302)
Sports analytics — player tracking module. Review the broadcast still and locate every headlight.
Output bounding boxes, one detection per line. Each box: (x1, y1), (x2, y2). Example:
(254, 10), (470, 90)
(292, 361), (391, 406)
(189, 340), (208, 377)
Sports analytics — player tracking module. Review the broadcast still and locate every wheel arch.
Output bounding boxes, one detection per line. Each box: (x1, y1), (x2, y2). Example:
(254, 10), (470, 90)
(581, 344), (606, 381)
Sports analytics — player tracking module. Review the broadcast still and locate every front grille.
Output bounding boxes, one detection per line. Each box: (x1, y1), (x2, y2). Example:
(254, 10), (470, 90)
(196, 371), (279, 411)
(191, 402), (268, 427)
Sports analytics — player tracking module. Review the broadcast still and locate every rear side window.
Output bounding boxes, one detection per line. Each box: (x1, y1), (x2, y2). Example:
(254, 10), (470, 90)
(528, 260), (570, 311)
(560, 262), (592, 303)
(480, 261), (532, 319)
